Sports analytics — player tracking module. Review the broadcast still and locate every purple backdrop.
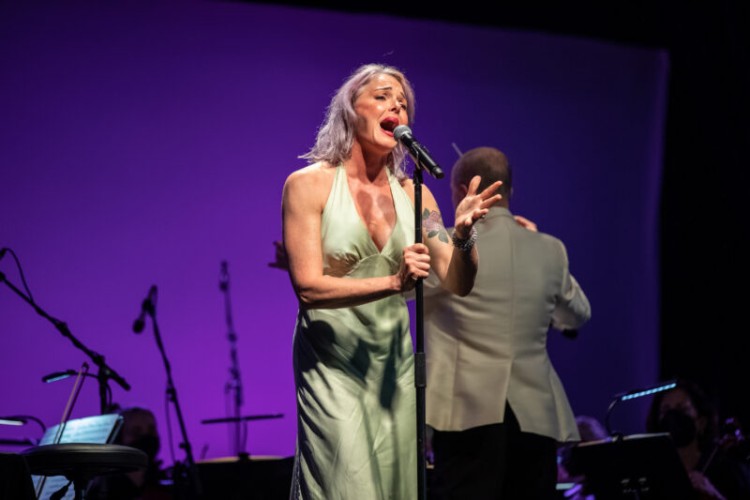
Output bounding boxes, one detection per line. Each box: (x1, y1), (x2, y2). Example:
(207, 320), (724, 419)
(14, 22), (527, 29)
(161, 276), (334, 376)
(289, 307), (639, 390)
(1, 1), (668, 464)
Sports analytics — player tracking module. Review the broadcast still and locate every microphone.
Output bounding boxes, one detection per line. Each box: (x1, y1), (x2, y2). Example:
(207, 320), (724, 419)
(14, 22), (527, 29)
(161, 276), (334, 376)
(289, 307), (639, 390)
(219, 260), (229, 292)
(132, 285), (157, 334)
(393, 125), (444, 179)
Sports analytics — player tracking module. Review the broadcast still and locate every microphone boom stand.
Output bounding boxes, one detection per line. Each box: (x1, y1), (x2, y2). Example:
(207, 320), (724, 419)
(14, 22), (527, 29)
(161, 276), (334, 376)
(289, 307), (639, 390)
(219, 261), (246, 458)
(141, 292), (202, 499)
(0, 272), (130, 414)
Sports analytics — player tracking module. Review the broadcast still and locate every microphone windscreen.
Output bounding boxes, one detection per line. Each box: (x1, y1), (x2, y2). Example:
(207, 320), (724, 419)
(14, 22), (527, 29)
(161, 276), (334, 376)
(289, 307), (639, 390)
(393, 125), (411, 141)
(132, 318), (145, 333)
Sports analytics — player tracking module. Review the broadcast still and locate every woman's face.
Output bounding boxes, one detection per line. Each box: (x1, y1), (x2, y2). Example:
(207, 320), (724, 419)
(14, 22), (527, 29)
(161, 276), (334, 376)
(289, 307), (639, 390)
(352, 73), (409, 156)
(659, 388), (698, 421)
(121, 410), (160, 459)
(656, 387), (707, 445)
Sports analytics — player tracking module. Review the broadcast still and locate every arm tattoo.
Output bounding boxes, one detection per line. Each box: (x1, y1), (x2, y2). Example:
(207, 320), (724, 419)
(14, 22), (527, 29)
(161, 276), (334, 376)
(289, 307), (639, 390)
(422, 208), (450, 244)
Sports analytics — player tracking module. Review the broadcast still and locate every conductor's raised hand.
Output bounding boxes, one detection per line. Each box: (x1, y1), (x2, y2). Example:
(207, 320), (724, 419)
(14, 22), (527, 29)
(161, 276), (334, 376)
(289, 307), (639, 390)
(454, 175), (502, 238)
(514, 215), (538, 232)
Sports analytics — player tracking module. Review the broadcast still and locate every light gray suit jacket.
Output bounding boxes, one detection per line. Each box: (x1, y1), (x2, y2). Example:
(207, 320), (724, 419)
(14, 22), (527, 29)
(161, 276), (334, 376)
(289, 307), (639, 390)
(424, 206), (591, 442)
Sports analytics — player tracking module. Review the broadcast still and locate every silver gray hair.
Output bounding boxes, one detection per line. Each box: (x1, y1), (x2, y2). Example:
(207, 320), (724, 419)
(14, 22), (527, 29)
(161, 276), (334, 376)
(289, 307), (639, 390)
(299, 63), (416, 180)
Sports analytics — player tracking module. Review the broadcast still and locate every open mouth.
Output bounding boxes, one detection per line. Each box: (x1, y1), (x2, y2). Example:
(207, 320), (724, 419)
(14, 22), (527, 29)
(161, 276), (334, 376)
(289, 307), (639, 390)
(380, 117), (399, 133)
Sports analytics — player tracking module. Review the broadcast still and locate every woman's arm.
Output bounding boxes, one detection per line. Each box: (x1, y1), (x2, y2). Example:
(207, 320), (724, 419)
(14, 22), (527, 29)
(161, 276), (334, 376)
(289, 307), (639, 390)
(282, 166), (430, 309)
(415, 175), (501, 296)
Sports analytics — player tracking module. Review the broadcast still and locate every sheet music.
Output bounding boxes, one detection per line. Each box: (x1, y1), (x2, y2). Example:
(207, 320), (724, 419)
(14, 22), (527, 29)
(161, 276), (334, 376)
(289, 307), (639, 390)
(33, 414), (123, 500)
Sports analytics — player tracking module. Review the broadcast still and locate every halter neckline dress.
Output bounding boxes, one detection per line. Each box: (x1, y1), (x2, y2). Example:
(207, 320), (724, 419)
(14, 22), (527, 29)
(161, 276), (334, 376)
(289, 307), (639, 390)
(290, 164), (417, 500)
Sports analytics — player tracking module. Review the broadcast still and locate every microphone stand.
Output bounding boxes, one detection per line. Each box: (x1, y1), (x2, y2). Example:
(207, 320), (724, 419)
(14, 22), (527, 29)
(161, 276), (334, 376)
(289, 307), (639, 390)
(412, 167), (428, 500)
(140, 290), (202, 499)
(219, 261), (246, 458)
(0, 272), (130, 414)
(396, 131), (444, 500)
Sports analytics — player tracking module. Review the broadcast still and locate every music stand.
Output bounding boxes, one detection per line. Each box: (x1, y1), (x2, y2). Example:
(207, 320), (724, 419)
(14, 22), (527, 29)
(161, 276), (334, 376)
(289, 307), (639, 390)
(200, 413), (283, 459)
(567, 433), (693, 499)
(27, 414), (124, 500)
(200, 414), (284, 425)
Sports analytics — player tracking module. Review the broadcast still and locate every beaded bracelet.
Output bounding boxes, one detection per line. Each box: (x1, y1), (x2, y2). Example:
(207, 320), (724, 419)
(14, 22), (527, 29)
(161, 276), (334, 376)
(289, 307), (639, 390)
(451, 227), (477, 252)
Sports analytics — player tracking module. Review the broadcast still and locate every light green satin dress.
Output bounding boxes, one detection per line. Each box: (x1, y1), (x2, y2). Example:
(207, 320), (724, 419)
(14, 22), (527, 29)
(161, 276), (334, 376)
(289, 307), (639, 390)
(290, 164), (417, 500)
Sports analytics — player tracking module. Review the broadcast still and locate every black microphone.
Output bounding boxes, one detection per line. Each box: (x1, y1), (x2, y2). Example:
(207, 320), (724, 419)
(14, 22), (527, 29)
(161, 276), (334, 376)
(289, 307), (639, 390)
(132, 285), (157, 334)
(219, 260), (229, 292)
(393, 125), (444, 179)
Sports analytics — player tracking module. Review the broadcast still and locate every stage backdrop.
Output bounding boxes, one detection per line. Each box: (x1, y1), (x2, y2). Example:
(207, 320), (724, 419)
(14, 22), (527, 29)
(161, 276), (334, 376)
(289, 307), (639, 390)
(1, 0), (668, 465)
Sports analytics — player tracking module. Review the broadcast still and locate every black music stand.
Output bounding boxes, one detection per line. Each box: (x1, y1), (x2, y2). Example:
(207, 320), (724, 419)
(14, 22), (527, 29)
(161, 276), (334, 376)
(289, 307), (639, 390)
(567, 433), (693, 499)
(23, 443), (147, 500)
(200, 414), (284, 426)
(200, 414), (284, 460)
(27, 414), (124, 500)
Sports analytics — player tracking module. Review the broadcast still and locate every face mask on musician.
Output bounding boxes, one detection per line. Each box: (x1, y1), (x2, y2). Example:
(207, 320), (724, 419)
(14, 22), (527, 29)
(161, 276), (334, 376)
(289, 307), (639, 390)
(657, 409), (697, 448)
(128, 434), (160, 460)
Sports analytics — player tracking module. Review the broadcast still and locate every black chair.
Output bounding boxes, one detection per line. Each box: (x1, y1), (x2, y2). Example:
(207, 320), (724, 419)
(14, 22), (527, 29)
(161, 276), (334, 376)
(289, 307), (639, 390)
(21, 443), (147, 500)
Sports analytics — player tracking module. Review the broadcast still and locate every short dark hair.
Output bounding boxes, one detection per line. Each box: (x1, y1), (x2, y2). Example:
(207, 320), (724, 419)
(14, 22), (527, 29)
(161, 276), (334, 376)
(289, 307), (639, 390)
(451, 146), (512, 199)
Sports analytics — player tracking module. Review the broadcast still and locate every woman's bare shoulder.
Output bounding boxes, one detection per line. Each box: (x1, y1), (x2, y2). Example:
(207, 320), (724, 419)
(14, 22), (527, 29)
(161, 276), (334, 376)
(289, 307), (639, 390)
(283, 162), (337, 206)
(399, 176), (438, 206)
(399, 176), (415, 196)
(286, 161), (336, 184)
